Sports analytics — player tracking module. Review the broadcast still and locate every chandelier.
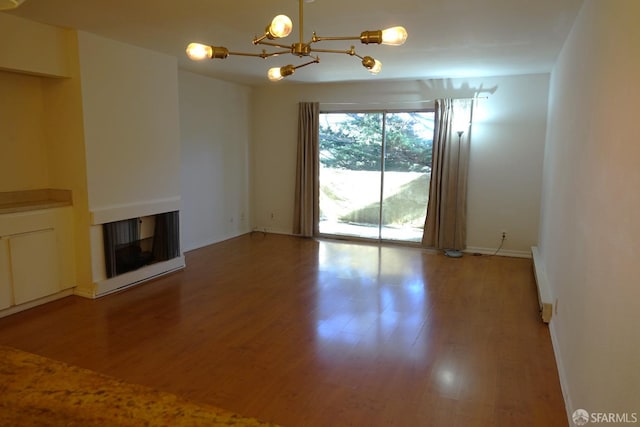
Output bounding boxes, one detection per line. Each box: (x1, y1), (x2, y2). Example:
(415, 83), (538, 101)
(186, 0), (407, 81)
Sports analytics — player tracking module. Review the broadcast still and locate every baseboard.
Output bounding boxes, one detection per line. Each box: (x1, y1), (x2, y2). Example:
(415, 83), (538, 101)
(464, 246), (532, 258)
(73, 286), (96, 299)
(242, 237), (531, 257)
(182, 230), (251, 253)
(0, 289), (74, 319)
(549, 318), (572, 426)
(533, 247), (571, 424)
(250, 226), (293, 236)
(81, 256), (186, 299)
(531, 246), (553, 323)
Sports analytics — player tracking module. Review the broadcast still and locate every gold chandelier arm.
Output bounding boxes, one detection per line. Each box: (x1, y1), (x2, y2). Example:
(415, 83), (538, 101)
(315, 28), (408, 45)
(261, 49), (294, 58)
(293, 57), (320, 70)
(267, 56), (319, 81)
(312, 34), (360, 43)
(253, 34), (269, 45)
(254, 40), (294, 50)
(234, 48), (293, 58)
(308, 47), (356, 55)
(227, 50), (287, 59)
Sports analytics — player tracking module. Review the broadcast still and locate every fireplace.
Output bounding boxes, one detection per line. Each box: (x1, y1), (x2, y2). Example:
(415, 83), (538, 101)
(102, 211), (180, 279)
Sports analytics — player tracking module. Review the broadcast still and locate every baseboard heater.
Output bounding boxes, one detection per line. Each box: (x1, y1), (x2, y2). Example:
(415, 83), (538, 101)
(531, 246), (553, 323)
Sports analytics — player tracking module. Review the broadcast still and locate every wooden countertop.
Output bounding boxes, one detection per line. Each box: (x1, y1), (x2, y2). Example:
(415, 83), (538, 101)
(0, 189), (72, 214)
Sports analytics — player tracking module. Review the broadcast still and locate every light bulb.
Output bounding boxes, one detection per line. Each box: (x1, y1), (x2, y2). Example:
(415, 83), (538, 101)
(185, 43), (213, 61)
(268, 67), (284, 81)
(269, 15), (293, 38)
(369, 59), (382, 75)
(267, 65), (295, 81)
(362, 56), (382, 75)
(381, 26), (408, 46)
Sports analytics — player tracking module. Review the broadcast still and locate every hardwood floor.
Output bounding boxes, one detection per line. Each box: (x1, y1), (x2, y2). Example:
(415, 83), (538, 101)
(0, 233), (567, 426)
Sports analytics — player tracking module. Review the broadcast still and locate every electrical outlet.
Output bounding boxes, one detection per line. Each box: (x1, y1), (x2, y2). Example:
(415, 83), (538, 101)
(500, 230), (507, 240)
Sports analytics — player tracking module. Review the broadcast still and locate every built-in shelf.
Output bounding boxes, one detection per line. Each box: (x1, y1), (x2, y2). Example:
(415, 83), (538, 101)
(0, 189), (72, 215)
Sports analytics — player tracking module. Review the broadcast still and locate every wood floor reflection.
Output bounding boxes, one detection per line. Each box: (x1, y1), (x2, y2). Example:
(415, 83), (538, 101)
(0, 234), (567, 426)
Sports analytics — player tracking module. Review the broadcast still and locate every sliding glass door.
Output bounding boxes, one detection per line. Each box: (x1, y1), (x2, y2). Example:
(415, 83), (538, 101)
(318, 111), (434, 243)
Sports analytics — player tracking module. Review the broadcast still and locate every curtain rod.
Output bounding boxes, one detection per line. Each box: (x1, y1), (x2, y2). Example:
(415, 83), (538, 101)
(318, 96), (487, 107)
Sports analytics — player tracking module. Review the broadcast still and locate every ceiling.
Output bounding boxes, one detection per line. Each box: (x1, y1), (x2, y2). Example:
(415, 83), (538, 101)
(5, 0), (584, 86)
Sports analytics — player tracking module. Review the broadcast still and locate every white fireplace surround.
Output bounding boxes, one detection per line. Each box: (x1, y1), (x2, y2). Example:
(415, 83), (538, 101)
(82, 197), (185, 298)
(90, 197), (181, 225)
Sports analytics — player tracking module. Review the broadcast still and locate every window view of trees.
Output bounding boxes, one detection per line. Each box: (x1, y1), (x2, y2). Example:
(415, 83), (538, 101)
(319, 112), (433, 172)
(318, 111), (434, 242)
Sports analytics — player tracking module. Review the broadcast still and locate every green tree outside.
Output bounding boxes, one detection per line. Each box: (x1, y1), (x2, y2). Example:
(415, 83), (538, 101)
(319, 112), (433, 172)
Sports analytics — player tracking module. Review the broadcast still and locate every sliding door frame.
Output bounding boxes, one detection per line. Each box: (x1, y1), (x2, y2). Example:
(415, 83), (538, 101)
(314, 108), (434, 246)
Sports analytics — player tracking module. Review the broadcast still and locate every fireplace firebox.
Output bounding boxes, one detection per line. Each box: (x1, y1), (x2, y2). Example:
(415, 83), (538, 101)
(102, 211), (179, 279)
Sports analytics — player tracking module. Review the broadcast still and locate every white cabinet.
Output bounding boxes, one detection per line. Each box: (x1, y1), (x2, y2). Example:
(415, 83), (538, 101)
(0, 239), (12, 310)
(0, 207), (75, 311)
(10, 229), (60, 305)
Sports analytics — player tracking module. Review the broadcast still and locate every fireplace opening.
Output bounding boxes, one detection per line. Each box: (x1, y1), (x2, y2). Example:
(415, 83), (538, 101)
(103, 211), (180, 279)
(114, 237), (154, 276)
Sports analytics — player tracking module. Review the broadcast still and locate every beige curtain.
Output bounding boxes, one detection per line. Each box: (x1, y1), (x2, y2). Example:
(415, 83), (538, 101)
(293, 102), (320, 237)
(422, 98), (473, 250)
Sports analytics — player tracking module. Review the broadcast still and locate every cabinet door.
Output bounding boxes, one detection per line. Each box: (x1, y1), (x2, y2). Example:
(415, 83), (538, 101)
(0, 238), (12, 310)
(10, 229), (60, 305)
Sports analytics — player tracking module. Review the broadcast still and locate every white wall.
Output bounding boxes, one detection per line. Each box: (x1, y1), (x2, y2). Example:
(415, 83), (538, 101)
(76, 32), (184, 292)
(77, 32), (181, 223)
(178, 70), (251, 251)
(539, 0), (640, 419)
(252, 74), (549, 255)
